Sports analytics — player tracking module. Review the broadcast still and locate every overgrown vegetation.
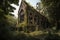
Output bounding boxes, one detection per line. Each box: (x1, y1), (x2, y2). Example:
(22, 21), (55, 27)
(0, 0), (60, 40)
(40, 0), (60, 30)
(0, 0), (19, 40)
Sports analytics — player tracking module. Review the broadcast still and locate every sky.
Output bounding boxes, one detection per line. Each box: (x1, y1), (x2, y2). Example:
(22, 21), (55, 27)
(11, 0), (40, 18)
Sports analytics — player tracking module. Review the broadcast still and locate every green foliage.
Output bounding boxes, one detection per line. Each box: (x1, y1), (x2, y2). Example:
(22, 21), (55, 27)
(0, 0), (19, 13)
(6, 15), (17, 26)
(17, 21), (27, 27)
(40, 0), (60, 29)
(36, 0), (60, 39)
(0, 0), (19, 40)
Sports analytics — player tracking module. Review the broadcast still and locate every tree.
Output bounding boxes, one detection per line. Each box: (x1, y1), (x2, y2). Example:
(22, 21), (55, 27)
(0, 0), (19, 40)
(40, 0), (60, 30)
(0, 0), (19, 25)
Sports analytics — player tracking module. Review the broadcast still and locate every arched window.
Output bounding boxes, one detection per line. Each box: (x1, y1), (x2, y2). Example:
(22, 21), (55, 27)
(20, 9), (24, 15)
(20, 9), (24, 23)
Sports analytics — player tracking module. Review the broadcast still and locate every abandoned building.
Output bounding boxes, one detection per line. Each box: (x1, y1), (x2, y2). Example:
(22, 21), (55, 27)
(17, 0), (50, 32)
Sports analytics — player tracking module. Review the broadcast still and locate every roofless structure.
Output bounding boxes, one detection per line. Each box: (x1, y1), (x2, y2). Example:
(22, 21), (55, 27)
(18, 0), (49, 32)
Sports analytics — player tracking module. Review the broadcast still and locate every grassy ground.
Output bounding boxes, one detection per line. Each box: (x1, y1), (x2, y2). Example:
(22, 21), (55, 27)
(8, 30), (60, 40)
